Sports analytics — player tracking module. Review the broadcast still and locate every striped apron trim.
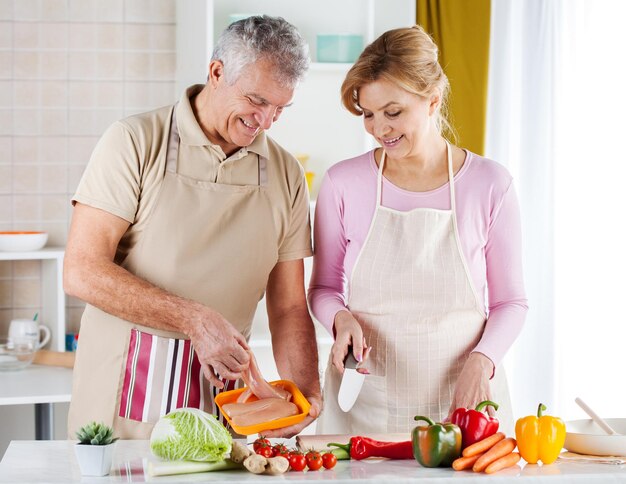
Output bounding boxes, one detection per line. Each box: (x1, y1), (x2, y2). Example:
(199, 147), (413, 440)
(118, 329), (236, 424)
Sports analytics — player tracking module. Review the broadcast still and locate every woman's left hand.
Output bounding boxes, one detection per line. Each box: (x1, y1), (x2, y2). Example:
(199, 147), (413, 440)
(446, 352), (495, 420)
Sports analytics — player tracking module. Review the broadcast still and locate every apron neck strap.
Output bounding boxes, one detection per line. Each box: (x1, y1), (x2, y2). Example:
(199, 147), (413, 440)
(376, 141), (456, 211)
(376, 150), (386, 207)
(165, 103), (180, 174)
(445, 141), (456, 212)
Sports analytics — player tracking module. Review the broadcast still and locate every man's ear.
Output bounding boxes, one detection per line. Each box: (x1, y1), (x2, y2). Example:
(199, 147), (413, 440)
(429, 90), (441, 116)
(208, 60), (225, 88)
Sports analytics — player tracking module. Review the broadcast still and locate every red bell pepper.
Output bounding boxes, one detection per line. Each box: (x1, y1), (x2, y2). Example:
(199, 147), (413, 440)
(328, 436), (414, 460)
(450, 400), (500, 449)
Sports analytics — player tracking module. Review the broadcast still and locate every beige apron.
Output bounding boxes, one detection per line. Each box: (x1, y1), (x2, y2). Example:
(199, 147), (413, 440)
(69, 105), (279, 439)
(317, 143), (513, 435)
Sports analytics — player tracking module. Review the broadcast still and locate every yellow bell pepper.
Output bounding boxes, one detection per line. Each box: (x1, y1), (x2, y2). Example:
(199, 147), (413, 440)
(515, 403), (566, 464)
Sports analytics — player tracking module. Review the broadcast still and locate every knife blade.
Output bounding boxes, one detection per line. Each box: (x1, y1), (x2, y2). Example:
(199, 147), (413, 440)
(337, 350), (366, 412)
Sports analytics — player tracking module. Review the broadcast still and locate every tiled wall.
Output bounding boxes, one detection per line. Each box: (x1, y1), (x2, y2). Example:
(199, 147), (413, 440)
(0, 0), (177, 336)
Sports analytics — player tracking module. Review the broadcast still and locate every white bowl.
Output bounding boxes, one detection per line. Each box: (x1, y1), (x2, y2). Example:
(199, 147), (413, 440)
(564, 418), (626, 456)
(0, 232), (48, 251)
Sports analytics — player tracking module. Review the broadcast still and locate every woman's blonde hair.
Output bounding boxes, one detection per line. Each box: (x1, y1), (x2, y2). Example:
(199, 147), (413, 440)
(341, 25), (454, 140)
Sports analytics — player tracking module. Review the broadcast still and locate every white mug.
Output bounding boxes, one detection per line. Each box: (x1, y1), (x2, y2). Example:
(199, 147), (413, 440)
(9, 319), (51, 350)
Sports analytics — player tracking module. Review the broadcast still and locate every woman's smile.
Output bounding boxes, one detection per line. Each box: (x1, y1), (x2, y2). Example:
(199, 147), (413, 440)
(382, 134), (403, 147)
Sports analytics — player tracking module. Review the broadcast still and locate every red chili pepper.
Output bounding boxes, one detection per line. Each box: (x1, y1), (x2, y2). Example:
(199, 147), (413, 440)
(328, 436), (414, 460)
(450, 400), (500, 449)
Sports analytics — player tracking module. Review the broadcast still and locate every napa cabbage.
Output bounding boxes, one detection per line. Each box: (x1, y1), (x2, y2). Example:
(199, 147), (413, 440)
(150, 408), (232, 462)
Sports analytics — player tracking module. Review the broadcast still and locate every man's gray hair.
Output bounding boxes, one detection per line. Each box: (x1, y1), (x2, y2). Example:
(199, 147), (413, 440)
(211, 15), (310, 88)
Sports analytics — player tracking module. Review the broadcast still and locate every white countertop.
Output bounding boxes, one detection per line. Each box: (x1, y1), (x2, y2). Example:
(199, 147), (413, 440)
(1, 440), (625, 483)
(0, 365), (72, 405)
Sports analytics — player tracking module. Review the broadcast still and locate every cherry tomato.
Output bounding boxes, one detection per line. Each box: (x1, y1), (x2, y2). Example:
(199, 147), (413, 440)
(289, 453), (307, 471)
(305, 450), (321, 460)
(256, 445), (273, 458)
(306, 451), (323, 471)
(253, 437), (270, 452)
(322, 452), (338, 469)
(272, 443), (289, 458)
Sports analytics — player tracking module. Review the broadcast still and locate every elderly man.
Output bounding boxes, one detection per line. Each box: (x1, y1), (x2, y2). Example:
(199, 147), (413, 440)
(64, 15), (321, 439)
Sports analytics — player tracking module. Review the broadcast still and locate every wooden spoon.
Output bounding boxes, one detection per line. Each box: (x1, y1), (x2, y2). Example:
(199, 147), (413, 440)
(575, 397), (619, 435)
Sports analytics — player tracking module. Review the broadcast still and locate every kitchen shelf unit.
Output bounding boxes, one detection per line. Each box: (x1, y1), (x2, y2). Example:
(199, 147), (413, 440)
(176, 0), (415, 198)
(0, 247), (66, 352)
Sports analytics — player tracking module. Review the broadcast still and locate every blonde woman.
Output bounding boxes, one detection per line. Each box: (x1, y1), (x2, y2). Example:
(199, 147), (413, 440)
(308, 26), (527, 435)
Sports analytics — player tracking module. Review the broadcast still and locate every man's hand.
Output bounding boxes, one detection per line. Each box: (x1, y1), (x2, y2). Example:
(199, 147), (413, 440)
(332, 310), (367, 374)
(262, 394), (322, 438)
(447, 352), (495, 420)
(189, 308), (250, 389)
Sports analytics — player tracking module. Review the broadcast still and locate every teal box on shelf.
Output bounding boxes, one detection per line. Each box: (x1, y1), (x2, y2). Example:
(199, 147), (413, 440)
(228, 13), (260, 24)
(316, 34), (363, 63)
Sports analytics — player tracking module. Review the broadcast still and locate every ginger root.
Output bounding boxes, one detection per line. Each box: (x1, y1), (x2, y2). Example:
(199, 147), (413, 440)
(243, 454), (268, 474)
(230, 441), (252, 464)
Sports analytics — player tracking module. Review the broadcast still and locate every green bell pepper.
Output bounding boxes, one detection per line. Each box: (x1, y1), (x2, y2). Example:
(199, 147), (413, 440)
(412, 416), (462, 468)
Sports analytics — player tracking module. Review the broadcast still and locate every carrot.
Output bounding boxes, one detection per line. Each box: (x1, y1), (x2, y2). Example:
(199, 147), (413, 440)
(462, 432), (505, 457)
(484, 452), (521, 474)
(452, 453), (483, 471)
(472, 437), (517, 472)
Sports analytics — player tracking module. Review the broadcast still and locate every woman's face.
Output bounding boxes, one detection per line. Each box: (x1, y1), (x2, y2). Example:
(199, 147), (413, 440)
(358, 78), (438, 159)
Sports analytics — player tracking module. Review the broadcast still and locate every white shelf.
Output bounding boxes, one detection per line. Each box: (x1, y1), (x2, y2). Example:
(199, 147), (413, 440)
(0, 365), (72, 406)
(0, 247), (64, 261)
(0, 247), (66, 352)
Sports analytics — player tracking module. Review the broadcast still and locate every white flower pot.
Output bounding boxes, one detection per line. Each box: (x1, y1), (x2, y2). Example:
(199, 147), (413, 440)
(74, 442), (116, 476)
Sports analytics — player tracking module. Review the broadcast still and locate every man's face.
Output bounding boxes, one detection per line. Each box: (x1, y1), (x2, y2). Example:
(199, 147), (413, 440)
(210, 58), (295, 154)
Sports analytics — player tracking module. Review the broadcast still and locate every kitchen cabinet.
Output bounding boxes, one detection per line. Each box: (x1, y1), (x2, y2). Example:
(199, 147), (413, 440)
(3, 440), (626, 483)
(0, 248), (66, 352)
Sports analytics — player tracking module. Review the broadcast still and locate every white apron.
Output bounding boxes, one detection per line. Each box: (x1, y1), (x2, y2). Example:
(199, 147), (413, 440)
(68, 105), (279, 439)
(317, 144), (513, 435)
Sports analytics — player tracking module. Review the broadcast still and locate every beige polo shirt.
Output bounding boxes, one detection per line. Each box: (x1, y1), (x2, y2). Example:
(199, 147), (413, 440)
(73, 84), (312, 265)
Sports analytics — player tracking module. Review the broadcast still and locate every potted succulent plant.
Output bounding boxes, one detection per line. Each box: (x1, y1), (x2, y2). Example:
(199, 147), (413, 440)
(74, 421), (119, 476)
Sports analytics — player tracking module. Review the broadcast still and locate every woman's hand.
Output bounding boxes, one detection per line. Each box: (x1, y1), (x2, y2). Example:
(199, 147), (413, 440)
(331, 310), (367, 374)
(447, 352), (495, 419)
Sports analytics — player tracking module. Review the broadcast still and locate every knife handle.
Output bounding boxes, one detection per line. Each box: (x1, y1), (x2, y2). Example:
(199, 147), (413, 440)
(344, 346), (359, 369)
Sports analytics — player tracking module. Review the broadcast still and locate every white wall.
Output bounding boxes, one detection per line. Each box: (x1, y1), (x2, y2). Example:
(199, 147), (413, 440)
(0, 0), (177, 458)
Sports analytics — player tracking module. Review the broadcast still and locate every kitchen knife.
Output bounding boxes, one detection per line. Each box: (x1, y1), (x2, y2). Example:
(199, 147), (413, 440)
(337, 350), (366, 412)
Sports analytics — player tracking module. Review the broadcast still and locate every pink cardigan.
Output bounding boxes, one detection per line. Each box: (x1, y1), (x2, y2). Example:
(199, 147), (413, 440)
(307, 149), (528, 367)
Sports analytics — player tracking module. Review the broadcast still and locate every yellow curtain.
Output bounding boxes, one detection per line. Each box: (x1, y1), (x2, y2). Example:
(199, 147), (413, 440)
(416, 0), (491, 155)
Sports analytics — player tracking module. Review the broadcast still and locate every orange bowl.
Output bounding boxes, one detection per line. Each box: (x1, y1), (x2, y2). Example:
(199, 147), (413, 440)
(215, 380), (311, 435)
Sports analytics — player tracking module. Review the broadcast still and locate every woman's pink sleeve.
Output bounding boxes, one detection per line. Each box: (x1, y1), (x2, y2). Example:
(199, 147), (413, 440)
(307, 172), (349, 336)
(472, 182), (529, 366)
